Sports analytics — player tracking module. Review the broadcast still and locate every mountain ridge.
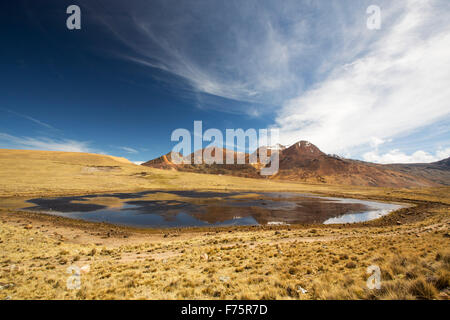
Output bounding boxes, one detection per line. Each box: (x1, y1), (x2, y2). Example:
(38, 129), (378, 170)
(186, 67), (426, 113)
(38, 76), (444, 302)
(142, 141), (449, 187)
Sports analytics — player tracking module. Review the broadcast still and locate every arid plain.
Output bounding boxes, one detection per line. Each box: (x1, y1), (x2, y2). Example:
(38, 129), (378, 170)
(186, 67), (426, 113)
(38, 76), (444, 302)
(0, 149), (449, 299)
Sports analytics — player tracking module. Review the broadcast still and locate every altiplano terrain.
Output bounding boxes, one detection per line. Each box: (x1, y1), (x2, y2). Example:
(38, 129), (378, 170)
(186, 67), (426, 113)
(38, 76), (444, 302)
(0, 149), (448, 300)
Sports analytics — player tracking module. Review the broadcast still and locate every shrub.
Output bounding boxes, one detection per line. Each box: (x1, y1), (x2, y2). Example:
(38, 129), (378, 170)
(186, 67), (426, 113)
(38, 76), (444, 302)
(408, 278), (438, 300)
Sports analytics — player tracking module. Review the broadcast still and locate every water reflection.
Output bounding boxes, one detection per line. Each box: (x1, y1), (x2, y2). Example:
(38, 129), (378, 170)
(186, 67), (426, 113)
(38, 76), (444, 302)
(22, 190), (405, 228)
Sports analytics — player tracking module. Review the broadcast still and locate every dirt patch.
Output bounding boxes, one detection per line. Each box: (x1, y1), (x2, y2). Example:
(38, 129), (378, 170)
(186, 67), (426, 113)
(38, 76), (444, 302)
(81, 166), (122, 173)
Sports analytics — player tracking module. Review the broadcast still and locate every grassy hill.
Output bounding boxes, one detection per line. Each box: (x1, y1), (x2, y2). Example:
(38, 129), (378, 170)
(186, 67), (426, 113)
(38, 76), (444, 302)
(0, 149), (449, 206)
(0, 149), (449, 300)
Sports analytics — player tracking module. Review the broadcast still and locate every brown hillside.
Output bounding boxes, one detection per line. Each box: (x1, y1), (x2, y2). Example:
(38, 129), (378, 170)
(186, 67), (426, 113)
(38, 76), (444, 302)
(143, 141), (443, 188)
(142, 147), (262, 178)
(386, 157), (450, 186)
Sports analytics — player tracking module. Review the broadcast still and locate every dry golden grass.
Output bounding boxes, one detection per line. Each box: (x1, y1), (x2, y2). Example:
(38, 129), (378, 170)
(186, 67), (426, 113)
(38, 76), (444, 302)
(0, 149), (449, 300)
(1, 149), (448, 204)
(0, 205), (448, 300)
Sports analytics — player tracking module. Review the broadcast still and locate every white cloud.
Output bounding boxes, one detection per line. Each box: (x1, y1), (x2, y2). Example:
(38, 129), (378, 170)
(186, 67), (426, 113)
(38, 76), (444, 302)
(363, 147), (450, 164)
(0, 133), (96, 153)
(117, 18), (296, 105)
(1, 108), (56, 130)
(274, 0), (450, 155)
(369, 137), (390, 149)
(95, 0), (376, 114)
(93, 0), (450, 156)
(118, 146), (139, 154)
(436, 148), (450, 160)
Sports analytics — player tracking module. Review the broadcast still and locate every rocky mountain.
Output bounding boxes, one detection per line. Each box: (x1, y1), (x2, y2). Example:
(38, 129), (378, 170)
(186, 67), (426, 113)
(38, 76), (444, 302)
(142, 147), (262, 178)
(270, 141), (436, 187)
(142, 141), (448, 187)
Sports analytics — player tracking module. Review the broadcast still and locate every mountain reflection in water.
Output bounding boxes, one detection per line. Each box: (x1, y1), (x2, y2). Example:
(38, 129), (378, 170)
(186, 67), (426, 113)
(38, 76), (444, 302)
(24, 190), (404, 228)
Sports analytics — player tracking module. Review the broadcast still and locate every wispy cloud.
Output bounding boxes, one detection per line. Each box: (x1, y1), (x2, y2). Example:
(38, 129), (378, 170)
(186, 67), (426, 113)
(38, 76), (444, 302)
(89, 0), (353, 114)
(0, 133), (96, 153)
(90, 0), (449, 159)
(1, 108), (56, 130)
(117, 146), (139, 154)
(274, 0), (450, 155)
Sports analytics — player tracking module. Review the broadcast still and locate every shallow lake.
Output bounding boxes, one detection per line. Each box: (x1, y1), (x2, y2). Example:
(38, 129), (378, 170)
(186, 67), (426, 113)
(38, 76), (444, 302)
(21, 190), (405, 228)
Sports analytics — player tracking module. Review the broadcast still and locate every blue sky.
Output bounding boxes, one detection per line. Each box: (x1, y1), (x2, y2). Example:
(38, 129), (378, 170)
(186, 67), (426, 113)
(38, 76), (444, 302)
(1, 0), (449, 164)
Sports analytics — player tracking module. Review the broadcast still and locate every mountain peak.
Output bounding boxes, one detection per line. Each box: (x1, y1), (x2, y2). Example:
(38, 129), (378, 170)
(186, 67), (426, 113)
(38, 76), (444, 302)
(288, 140), (324, 157)
(141, 139), (445, 187)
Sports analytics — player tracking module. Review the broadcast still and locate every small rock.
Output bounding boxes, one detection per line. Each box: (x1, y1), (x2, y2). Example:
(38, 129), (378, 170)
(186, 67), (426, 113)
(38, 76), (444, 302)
(274, 231), (281, 235)
(0, 283), (14, 290)
(9, 265), (19, 272)
(201, 253), (209, 261)
(219, 276), (230, 282)
(24, 224), (33, 230)
(396, 221), (402, 225)
(80, 265), (90, 274)
(297, 285), (308, 294)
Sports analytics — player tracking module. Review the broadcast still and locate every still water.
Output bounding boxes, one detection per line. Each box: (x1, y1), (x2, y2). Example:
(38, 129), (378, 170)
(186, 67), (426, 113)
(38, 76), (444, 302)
(23, 190), (404, 228)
